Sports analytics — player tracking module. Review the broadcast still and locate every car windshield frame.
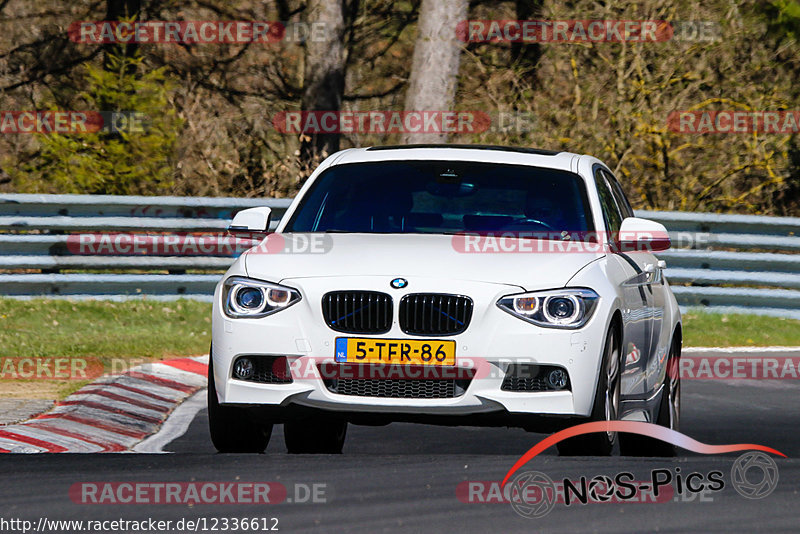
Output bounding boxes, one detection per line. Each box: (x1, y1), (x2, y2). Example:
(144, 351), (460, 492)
(282, 160), (595, 237)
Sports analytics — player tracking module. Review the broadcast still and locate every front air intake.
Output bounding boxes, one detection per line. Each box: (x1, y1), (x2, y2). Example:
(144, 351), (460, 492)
(399, 294), (473, 336)
(322, 291), (393, 334)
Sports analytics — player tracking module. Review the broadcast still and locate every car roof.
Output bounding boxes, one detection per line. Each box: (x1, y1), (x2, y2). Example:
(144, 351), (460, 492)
(366, 144), (562, 156)
(329, 145), (581, 173)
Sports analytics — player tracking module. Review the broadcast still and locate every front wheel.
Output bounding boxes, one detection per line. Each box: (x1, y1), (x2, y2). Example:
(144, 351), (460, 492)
(557, 325), (620, 456)
(208, 356), (272, 453)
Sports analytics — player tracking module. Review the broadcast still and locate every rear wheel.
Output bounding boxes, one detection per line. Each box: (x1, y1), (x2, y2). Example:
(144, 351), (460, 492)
(284, 417), (347, 454)
(208, 356), (272, 453)
(620, 336), (681, 457)
(557, 325), (620, 456)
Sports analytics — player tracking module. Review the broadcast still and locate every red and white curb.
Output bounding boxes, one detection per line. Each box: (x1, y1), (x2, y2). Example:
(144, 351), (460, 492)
(0, 356), (208, 453)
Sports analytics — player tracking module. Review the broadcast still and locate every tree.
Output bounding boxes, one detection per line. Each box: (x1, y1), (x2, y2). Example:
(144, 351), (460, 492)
(300, 0), (352, 159)
(12, 50), (180, 195)
(104, 0), (142, 70)
(510, 0), (544, 85)
(401, 0), (467, 144)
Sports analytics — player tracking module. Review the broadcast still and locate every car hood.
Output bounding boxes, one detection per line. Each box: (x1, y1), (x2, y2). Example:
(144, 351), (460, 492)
(243, 233), (604, 290)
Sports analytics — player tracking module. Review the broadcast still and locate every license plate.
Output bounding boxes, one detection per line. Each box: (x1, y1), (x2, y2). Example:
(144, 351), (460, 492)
(334, 337), (456, 365)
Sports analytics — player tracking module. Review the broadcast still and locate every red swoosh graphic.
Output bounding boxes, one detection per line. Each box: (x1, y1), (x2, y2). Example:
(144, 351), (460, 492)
(501, 421), (786, 487)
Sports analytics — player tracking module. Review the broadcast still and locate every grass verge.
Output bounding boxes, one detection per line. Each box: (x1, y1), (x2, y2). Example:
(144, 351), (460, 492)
(0, 298), (211, 400)
(681, 310), (800, 347)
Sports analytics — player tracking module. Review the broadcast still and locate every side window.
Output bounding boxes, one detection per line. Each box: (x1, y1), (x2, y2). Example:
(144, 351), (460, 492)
(602, 169), (634, 219)
(593, 168), (623, 234)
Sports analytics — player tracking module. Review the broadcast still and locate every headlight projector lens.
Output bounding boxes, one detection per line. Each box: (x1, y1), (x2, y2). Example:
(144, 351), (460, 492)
(236, 287), (264, 310)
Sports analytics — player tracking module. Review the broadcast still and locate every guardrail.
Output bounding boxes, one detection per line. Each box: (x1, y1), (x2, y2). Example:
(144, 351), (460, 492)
(638, 210), (800, 318)
(0, 194), (290, 301)
(1, 194), (798, 318)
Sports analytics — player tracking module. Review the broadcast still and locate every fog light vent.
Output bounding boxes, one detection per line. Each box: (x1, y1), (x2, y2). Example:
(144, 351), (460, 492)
(231, 356), (293, 384)
(501, 364), (571, 392)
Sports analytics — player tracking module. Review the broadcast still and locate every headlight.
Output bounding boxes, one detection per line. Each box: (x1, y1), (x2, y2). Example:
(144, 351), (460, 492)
(223, 276), (301, 318)
(497, 288), (599, 329)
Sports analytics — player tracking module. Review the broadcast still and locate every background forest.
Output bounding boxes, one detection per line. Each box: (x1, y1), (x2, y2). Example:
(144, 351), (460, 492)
(1, 0), (799, 215)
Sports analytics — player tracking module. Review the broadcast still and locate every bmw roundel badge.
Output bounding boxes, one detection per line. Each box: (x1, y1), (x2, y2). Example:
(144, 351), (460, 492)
(390, 278), (408, 289)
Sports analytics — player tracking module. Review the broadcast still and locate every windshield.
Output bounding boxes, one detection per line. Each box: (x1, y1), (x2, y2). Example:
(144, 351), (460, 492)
(284, 160), (594, 235)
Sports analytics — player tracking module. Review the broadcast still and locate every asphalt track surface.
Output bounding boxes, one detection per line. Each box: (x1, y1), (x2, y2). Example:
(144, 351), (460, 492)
(1, 364), (798, 533)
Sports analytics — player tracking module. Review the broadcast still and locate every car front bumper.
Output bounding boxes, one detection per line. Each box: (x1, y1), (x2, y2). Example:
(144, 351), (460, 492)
(211, 275), (612, 419)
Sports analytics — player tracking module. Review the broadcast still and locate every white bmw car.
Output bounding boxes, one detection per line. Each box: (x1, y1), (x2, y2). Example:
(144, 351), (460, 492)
(209, 145), (682, 456)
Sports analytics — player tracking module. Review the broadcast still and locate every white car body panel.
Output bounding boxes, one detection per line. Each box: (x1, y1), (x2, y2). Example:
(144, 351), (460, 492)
(244, 233), (604, 289)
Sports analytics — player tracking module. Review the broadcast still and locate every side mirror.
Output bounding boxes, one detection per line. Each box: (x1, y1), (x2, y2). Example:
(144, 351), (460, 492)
(617, 217), (670, 252)
(228, 207), (272, 234)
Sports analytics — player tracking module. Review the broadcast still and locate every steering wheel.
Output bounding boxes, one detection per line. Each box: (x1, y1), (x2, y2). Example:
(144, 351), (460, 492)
(500, 218), (555, 231)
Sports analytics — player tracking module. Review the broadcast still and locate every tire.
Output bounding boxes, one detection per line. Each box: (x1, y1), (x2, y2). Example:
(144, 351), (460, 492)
(619, 336), (680, 457)
(208, 356), (272, 453)
(284, 417), (347, 454)
(557, 325), (620, 456)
